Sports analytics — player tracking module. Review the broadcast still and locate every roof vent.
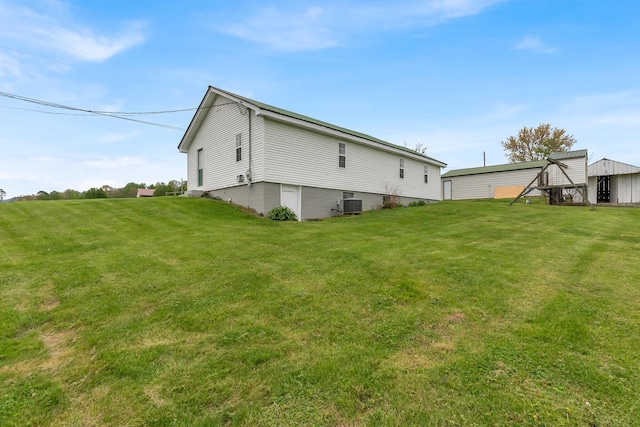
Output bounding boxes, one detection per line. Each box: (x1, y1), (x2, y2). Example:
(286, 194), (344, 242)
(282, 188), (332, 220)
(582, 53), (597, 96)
(342, 198), (362, 215)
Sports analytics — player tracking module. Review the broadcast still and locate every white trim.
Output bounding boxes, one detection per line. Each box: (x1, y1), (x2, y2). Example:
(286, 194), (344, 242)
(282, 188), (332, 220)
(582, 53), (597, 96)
(280, 184), (302, 221)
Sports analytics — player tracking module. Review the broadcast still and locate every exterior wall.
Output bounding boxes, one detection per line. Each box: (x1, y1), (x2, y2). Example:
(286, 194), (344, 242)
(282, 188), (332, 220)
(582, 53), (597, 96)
(300, 186), (436, 220)
(617, 174), (640, 203)
(203, 182), (280, 216)
(262, 118), (441, 201)
(444, 168), (542, 200)
(546, 156), (587, 186)
(186, 95), (265, 193)
(588, 174), (640, 204)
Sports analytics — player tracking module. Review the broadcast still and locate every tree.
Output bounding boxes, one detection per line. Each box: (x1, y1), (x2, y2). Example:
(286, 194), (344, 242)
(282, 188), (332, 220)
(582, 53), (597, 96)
(83, 187), (107, 199)
(413, 143), (427, 154)
(501, 123), (576, 163)
(62, 189), (81, 199)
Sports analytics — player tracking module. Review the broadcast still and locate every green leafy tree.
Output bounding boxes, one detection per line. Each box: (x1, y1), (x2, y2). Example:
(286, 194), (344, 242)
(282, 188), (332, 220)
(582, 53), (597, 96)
(501, 123), (576, 163)
(62, 189), (81, 199)
(83, 188), (107, 199)
(116, 182), (146, 198)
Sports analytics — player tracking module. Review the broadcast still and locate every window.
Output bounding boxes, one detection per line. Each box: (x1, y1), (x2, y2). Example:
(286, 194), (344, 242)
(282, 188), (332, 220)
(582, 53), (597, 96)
(236, 133), (242, 162)
(399, 158), (405, 179)
(424, 165), (429, 183)
(343, 192), (354, 199)
(339, 143), (346, 168)
(197, 148), (204, 186)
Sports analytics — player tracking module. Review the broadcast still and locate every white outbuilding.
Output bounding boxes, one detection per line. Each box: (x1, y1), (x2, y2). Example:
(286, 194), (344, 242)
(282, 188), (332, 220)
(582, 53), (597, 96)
(588, 158), (640, 205)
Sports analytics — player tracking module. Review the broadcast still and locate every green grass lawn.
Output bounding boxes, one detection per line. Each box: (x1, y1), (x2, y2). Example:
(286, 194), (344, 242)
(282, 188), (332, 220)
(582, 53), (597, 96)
(1, 197), (639, 426)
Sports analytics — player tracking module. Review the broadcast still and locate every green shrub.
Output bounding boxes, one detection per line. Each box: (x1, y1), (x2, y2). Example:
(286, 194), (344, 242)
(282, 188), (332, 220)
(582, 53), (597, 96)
(267, 205), (298, 221)
(408, 200), (427, 207)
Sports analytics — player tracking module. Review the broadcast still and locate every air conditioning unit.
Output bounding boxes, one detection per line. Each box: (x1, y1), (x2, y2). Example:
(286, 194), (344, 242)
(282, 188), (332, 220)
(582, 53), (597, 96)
(342, 198), (362, 214)
(236, 174), (244, 183)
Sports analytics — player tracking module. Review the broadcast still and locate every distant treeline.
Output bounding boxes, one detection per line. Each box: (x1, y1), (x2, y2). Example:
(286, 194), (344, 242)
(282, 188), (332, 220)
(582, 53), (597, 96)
(16, 180), (184, 201)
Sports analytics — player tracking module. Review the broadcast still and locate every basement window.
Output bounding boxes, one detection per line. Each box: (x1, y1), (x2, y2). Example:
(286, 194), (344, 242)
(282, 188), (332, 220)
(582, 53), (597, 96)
(339, 143), (346, 168)
(197, 148), (204, 187)
(236, 133), (242, 162)
(399, 158), (405, 179)
(343, 192), (354, 199)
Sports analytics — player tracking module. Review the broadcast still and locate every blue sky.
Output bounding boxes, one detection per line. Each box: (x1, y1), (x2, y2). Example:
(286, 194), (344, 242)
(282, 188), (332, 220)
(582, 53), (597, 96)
(1, 0), (639, 199)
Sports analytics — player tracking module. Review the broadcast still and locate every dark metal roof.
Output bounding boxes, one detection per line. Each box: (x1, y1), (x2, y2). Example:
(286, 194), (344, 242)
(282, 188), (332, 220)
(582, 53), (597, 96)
(442, 160), (547, 178)
(442, 150), (588, 178)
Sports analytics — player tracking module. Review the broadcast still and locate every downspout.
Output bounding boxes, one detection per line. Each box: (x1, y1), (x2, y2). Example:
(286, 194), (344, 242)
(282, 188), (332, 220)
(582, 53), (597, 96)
(248, 109), (253, 187)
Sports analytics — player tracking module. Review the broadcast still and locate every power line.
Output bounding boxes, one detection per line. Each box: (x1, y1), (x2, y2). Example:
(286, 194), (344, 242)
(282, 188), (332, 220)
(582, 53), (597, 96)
(0, 104), (96, 116)
(0, 91), (189, 130)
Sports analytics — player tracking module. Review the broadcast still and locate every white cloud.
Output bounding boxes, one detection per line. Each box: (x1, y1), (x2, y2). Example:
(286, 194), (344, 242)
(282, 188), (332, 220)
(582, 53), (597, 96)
(514, 36), (558, 54)
(0, 1), (145, 65)
(0, 51), (24, 78)
(44, 24), (145, 62)
(223, 6), (338, 52)
(98, 131), (140, 143)
(220, 0), (508, 51)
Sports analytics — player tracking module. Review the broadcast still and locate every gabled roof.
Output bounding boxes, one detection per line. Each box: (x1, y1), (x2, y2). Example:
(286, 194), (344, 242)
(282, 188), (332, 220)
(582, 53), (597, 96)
(549, 149), (588, 161)
(442, 160), (547, 178)
(588, 158), (640, 176)
(136, 188), (155, 197)
(442, 149), (588, 178)
(178, 86), (447, 167)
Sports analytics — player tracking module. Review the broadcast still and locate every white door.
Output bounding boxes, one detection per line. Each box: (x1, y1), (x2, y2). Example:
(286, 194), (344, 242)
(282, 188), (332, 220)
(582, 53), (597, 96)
(443, 180), (452, 200)
(280, 185), (301, 220)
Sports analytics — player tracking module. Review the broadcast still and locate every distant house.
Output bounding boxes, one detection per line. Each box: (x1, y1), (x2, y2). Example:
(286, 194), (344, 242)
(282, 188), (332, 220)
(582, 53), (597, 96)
(441, 150), (588, 201)
(178, 86), (447, 220)
(588, 158), (640, 204)
(136, 188), (155, 198)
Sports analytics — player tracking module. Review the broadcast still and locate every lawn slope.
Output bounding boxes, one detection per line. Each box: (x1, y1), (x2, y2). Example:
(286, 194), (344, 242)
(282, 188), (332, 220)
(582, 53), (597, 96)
(1, 198), (639, 426)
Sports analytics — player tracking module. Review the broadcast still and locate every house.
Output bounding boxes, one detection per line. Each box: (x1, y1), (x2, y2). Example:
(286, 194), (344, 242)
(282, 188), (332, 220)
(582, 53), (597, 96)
(588, 158), (640, 204)
(441, 149), (588, 202)
(178, 86), (447, 220)
(136, 188), (155, 198)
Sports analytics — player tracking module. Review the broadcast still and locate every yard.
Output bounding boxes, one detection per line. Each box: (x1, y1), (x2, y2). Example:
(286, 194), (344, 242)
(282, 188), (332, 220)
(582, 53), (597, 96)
(1, 197), (639, 426)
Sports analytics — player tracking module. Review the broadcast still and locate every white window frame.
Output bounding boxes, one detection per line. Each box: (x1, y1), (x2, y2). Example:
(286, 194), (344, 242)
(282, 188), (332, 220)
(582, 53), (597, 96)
(197, 148), (204, 187)
(236, 133), (242, 162)
(339, 143), (346, 168)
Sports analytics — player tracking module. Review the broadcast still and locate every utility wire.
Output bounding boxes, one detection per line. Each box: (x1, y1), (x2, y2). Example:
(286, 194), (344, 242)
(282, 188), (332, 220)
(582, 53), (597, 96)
(0, 91), (189, 130)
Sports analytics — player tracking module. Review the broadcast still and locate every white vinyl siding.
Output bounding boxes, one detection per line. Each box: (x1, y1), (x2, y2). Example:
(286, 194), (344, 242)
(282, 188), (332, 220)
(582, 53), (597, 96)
(186, 95), (265, 191)
(445, 168), (543, 200)
(587, 159), (640, 204)
(263, 119), (441, 200)
(546, 156), (587, 186)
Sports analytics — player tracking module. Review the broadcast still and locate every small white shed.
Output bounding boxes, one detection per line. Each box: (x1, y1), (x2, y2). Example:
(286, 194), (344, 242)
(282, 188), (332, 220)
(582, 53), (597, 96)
(588, 159), (640, 204)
